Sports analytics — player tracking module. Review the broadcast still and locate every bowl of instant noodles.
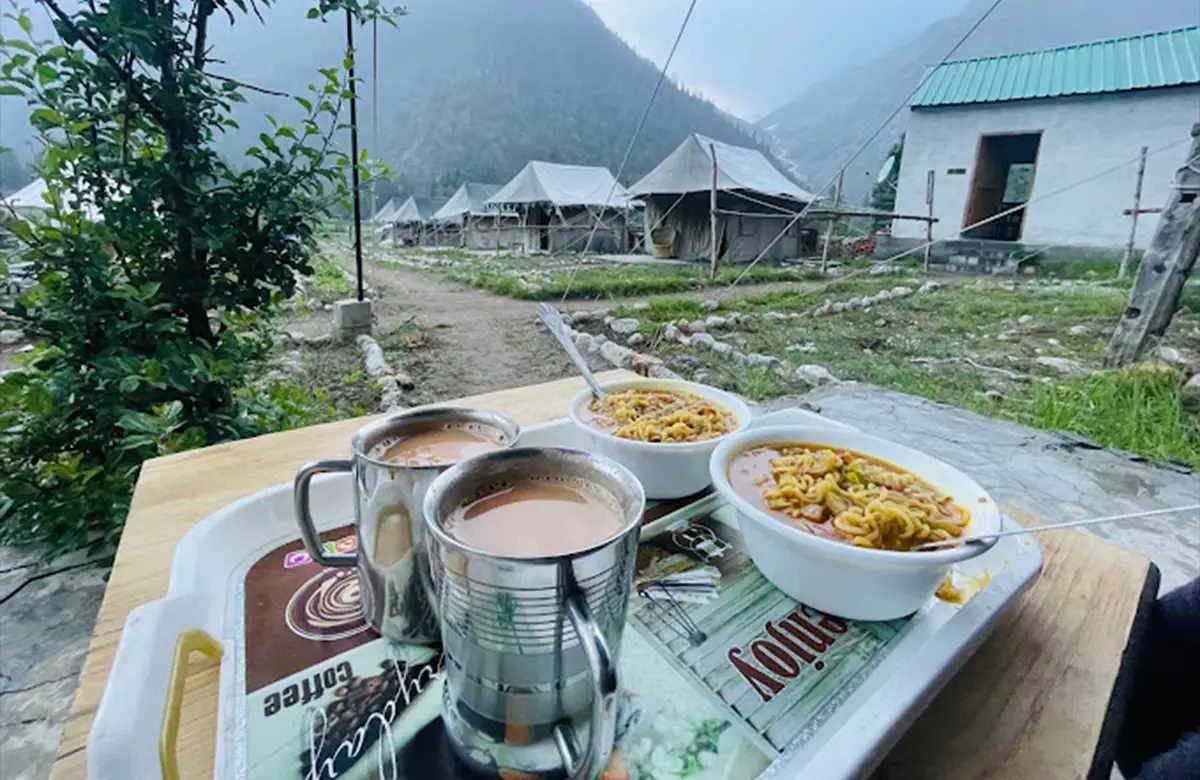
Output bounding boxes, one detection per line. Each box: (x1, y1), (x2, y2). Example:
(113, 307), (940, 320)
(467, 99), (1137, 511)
(568, 378), (752, 499)
(709, 425), (1002, 620)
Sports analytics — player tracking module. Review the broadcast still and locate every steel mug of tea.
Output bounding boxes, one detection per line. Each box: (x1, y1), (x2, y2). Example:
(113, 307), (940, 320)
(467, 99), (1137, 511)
(293, 407), (521, 645)
(423, 447), (646, 780)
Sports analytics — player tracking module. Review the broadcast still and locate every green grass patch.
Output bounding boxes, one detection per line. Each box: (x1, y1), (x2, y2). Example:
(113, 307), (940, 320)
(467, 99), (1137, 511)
(1024, 370), (1200, 466)
(312, 258), (355, 302)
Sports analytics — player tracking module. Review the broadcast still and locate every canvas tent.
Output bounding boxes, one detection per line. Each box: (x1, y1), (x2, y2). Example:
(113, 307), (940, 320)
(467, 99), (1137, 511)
(487, 162), (632, 253)
(629, 134), (817, 263)
(381, 195), (447, 246)
(372, 198), (399, 223)
(431, 183), (521, 249)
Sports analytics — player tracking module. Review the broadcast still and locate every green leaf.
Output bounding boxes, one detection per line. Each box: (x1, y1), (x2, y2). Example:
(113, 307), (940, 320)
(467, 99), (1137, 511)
(119, 376), (139, 393)
(30, 107), (60, 126)
(295, 96), (312, 112)
(307, 7), (320, 18)
(0, 85), (22, 96)
(34, 63), (56, 85)
(17, 13), (32, 34)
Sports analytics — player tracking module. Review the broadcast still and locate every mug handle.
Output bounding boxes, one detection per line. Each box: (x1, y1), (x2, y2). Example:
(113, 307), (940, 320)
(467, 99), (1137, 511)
(554, 589), (619, 780)
(294, 458), (357, 566)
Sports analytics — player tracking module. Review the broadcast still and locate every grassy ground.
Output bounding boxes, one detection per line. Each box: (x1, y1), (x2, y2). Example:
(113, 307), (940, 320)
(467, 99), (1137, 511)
(358, 243), (826, 301)
(612, 277), (1200, 467)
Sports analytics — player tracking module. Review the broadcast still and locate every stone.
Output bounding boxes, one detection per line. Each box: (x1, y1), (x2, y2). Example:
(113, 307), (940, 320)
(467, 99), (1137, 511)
(848, 297), (866, 310)
(573, 332), (596, 353)
(703, 298), (720, 311)
(1157, 346), (1185, 366)
(744, 353), (782, 371)
(689, 320), (708, 333)
(570, 311), (596, 324)
(996, 332), (1011, 342)
(873, 290), (893, 302)
(288, 331), (307, 344)
(764, 312), (788, 322)
(818, 300), (835, 316)
(308, 334), (333, 347)
(631, 302), (651, 312)
(1182, 375), (1200, 413)
(333, 298), (373, 341)
(787, 342), (818, 353)
(15, 344), (33, 354)
(648, 364), (681, 380)
(693, 369), (734, 390)
(875, 318), (887, 327)
(869, 263), (892, 276)
(667, 354), (701, 372)
(795, 364), (838, 387)
(663, 323), (679, 342)
(1047, 338), (1061, 347)
(627, 333), (646, 347)
(392, 371), (416, 390)
(832, 302), (849, 314)
(711, 340), (734, 357)
(603, 315), (615, 327)
(676, 318), (691, 331)
(1035, 356), (1086, 376)
(704, 315), (728, 329)
(356, 334), (393, 378)
(1068, 325), (1089, 336)
(1017, 315), (1034, 325)
(890, 286), (912, 298)
(609, 318), (640, 336)
(981, 390), (1004, 402)
(599, 340), (636, 369)
(917, 280), (945, 294)
(0, 329), (23, 345)
(631, 353), (666, 377)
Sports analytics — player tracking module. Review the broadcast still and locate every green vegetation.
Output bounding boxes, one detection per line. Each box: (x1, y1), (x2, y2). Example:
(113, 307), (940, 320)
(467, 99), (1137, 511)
(313, 259), (356, 302)
(374, 245), (825, 302)
(0, 1), (394, 555)
(629, 279), (1200, 467)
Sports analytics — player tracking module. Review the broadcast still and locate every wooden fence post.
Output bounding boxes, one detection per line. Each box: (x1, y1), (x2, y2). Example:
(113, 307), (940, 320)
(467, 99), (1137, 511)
(1119, 146), (1149, 280)
(924, 169), (935, 272)
(710, 143), (720, 279)
(821, 169), (844, 274)
(1107, 125), (1200, 366)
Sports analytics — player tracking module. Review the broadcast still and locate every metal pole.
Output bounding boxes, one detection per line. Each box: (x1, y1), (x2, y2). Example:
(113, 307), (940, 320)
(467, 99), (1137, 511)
(924, 169), (935, 272)
(820, 169), (844, 274)
(345, 10), (365, 301)
(1119, 146), (1148, 280)
(709, 143), (719, 279)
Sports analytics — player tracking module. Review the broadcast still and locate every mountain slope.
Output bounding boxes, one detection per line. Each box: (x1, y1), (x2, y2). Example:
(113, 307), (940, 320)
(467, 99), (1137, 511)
(215, 0), (777, 195)
(758, 0), (1199, 203)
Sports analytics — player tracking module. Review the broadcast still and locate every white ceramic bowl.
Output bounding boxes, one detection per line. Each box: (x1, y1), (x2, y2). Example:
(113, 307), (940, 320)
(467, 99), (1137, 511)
(709, 425), (1002, 621)
(567, 378), (752, 499)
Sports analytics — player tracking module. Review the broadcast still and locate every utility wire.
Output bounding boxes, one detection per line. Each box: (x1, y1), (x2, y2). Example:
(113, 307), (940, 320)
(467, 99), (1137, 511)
(560, 0), (700, 300)
(730, 0), (1008, 286)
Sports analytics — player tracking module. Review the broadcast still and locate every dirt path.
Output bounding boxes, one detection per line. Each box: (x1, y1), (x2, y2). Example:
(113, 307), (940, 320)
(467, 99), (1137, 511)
(287, 261), (581, 401)
(283, 256), (840, 403)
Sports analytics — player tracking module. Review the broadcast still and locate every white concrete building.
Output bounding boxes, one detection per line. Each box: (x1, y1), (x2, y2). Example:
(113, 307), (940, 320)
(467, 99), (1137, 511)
(892, 26), (1199, 255)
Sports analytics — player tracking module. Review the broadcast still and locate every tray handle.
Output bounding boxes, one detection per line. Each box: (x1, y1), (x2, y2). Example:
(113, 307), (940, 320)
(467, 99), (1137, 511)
(87, 593), (215, 780)
(160, 629), (223, 780)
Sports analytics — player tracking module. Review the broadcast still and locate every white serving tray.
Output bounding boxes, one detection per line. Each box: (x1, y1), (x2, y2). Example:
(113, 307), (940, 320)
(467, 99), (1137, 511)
(87, 408), (1042, 780)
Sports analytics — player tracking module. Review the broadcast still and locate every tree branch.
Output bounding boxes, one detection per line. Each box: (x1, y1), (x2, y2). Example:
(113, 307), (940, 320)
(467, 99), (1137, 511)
(36, 0), (169, 126)
(205, 72), (291, 98)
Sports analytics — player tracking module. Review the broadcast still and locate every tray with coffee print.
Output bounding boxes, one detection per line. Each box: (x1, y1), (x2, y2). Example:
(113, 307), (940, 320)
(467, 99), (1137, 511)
(88, 408), (1042, 780)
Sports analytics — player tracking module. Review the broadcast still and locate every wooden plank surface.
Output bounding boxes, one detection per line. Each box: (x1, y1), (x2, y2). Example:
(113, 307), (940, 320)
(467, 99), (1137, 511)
(873, 507), (1154, 780)
(49, 373), (1154, 780)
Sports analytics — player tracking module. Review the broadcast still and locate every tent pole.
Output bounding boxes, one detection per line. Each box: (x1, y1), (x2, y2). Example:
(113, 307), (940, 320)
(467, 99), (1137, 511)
(821, 169), (844, 274)
(710, 143), (719, 279)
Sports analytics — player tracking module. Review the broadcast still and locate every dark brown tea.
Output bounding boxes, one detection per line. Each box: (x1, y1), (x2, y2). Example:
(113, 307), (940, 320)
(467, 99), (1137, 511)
(368, 423), (505, 467)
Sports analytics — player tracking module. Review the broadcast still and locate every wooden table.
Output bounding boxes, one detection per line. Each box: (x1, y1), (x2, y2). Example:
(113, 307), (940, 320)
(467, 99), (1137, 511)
(49, 371), (1159, 780)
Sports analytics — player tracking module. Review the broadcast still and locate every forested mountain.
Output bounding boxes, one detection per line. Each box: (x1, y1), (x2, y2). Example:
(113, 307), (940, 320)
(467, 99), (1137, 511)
(211, 0), (776, 196)
(758, 0), (1198, 203)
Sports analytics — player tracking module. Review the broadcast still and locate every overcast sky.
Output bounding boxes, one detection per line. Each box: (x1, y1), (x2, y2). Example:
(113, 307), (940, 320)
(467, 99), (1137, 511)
(588, 0), (973, 119)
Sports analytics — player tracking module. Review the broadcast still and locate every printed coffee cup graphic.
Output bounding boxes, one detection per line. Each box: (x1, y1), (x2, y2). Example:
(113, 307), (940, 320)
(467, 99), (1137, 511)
(285, 568), (370, 642)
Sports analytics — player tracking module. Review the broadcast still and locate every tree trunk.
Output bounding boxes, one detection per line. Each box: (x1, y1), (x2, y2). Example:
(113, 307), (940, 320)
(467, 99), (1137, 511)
(1106, 123), (1200, 367)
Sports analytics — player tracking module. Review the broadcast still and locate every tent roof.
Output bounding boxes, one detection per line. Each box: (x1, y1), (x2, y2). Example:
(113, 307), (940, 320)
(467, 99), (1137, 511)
(373, 198), (399, 223)
(1, 178), (49, 210)
(628, 134), (814, 203)
(488, 161), (630, 208)
(391, 195), (447, 225)
(433, 182), (503, 222)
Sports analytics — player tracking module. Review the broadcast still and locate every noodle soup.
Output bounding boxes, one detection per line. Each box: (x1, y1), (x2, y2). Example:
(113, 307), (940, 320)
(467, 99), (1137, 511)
(728, 443), (969, 552)
(580, 388), (737, 444)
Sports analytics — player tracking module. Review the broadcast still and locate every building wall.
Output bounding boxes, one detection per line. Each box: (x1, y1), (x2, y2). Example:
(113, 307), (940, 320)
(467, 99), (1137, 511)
(892, 86), (1199, 249)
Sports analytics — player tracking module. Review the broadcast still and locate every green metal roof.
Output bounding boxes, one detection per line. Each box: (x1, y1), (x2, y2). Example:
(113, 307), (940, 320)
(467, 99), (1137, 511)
(911, 25), (1200, 108)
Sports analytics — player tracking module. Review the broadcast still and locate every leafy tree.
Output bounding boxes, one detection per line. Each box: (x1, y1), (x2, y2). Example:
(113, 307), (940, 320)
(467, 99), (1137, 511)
(870, 136), (903, 231)
(0, 0), (396, 555)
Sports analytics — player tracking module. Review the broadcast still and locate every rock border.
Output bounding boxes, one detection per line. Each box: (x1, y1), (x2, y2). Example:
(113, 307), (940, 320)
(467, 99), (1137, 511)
(356, 334), (414, 412)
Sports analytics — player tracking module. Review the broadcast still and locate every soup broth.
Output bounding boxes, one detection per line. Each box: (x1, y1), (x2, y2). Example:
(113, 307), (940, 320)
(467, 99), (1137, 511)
(729, 443), (969, 552)
(446, 477), (624, 557)
(369, 423), (506, 467)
